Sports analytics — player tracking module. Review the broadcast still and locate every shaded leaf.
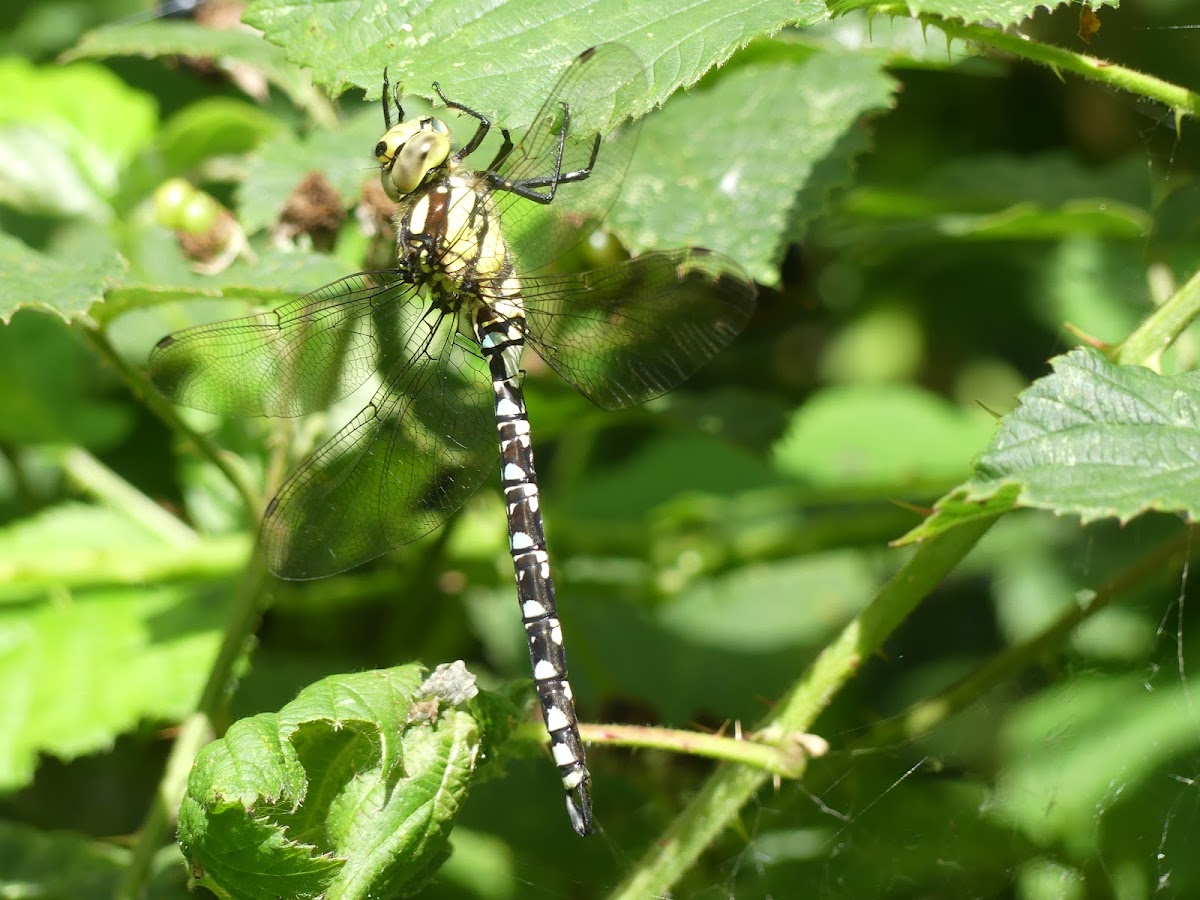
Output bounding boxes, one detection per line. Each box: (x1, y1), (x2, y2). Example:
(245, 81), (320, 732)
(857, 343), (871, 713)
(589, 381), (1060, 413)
(0, 311), (132, 447)
(616, 45), (897, 285)
(774, 383), (995, 493)
(0, 233), (124, 325)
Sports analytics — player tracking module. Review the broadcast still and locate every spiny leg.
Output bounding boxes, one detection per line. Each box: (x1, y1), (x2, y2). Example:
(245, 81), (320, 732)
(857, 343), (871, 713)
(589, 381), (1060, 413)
(484, 103), (601, 205)
(381, 67), (404, 130)
(433, 81), (492, 161)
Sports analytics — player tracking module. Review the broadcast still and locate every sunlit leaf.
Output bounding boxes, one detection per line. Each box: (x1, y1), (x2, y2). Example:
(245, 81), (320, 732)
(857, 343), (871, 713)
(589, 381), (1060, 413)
(904, 349), (1200, 541)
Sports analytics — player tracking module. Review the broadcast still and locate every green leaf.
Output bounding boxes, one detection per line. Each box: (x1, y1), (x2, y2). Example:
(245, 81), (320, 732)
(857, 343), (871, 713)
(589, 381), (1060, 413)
(903, 349), (1200, 542)
(1042, 235), (1148, 345)
(0, 233), (124, 325)
(0, 58), (157, 218)
(0, 505), (226, 791)
(159, 98), (285, 175)
(66, 19), (332, 125)
(237, 110), (382, 234)
(0, 819), (128, 897)
(773, 383), (995, 494)
(614, 43), (896, 285)
(179, 663), (516, 900)
(97, 246), (350, 324)
(835, 153), (1150, 245)
(0, 311), (132, 447)
(561, 433), (779, 526)
(829, 0), (1118, 27)
(657, 551), (877, 651)
(993, 673), (1200, 847)
(244, 0), (827, 121)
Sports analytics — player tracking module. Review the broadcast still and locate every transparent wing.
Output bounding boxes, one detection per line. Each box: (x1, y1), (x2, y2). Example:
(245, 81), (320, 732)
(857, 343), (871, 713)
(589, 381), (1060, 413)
(148, 272), (423, 417)
(521, 250), (757, 410)
(481, 43), (648, 272)
(262, 314), (495, 579)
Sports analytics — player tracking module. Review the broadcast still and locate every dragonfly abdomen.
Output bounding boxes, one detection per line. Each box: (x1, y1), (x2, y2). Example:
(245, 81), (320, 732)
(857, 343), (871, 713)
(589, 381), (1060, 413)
(474, 303), (593, 836)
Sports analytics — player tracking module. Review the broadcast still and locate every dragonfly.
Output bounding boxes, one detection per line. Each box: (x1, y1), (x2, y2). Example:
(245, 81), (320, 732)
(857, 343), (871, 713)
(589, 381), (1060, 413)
(149, 43), (756, 835)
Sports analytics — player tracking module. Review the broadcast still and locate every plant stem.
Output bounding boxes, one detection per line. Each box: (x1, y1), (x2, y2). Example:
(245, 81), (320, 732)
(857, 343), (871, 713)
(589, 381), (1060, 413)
(925, 15), (1200, 120)
(608, 515), (997, 900)
(1116, 267), (1200, 368)
(872, 527), (1195, 746)
(60, 446), (198, 546)
(579, 722), (827, 777)
(82, 325), (261, 524)
(116, 549), (271, 899)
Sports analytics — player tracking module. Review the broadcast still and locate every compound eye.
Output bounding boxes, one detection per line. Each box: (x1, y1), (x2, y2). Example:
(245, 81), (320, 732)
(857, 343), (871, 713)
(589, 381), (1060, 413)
(388, 129), (451, 195)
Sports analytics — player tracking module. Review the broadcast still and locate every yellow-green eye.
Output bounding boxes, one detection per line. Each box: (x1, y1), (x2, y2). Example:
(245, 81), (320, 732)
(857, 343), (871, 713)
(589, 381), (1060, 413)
(375, 117), (451, 200)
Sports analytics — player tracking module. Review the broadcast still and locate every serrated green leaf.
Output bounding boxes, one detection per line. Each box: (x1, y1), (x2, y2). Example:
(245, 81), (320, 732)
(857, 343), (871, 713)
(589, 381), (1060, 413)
(615, 45), (896, 285)
(97, 247), (351, 324)
(897, 484), (1020, 544)
(179, 664), (513, 900)
(829, 0), (1118, 27)
(0, 233), (124, 324)
(244, 0), (826, 122)
(903, 349), (1200, 542)
(773, 383), (995, 493)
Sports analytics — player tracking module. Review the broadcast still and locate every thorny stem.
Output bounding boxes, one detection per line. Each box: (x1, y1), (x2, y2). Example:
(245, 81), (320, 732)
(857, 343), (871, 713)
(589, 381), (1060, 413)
(609, 517), (997, 900)
(579, 722), (829, 777)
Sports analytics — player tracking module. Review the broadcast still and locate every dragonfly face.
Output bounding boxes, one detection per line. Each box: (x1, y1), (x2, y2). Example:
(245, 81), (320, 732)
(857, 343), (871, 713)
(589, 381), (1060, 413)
(374, 116), (452, 199)
(149, 43), (757, 837)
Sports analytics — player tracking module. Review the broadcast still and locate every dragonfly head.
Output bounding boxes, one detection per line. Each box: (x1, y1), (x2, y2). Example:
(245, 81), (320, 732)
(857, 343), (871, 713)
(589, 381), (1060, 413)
(375, 116), (452, 200)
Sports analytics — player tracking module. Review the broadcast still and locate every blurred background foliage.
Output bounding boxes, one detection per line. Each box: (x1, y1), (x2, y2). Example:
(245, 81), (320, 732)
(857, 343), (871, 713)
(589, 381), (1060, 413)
(3, 0), (1200, 897)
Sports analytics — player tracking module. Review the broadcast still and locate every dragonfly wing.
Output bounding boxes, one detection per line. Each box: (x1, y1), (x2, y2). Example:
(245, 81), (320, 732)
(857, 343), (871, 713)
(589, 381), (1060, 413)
(487, 43), (648, 272)
(521, 250), (756, 410)
(262, 315), (496, 579)
(148, 272), (421, 417)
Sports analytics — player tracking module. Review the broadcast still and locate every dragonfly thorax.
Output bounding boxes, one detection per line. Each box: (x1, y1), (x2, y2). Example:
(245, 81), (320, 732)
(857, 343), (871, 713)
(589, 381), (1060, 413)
(398, 173), (511, 279)
(375, 116), (452, 200)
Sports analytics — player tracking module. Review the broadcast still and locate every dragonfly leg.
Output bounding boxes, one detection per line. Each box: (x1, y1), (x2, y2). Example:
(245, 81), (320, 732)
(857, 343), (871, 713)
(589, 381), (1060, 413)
(485, 103), (601, 205)
(433, 82), (491, 160)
